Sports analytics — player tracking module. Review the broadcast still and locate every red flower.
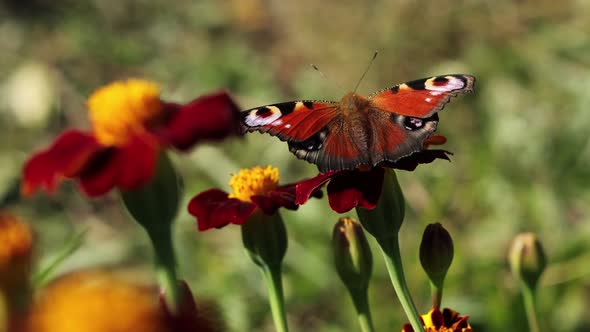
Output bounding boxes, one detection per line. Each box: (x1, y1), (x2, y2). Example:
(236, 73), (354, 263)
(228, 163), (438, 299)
(188, 166), (322, 231)
(401, 308), (472, 332)
(296, 135), (451, 213)
(22, 80), (241, 197)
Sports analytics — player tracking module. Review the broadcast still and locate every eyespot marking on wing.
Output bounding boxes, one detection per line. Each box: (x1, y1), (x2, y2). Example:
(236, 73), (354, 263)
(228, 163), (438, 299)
(244, 106), (282, 126)
(424, 75), (466, 92)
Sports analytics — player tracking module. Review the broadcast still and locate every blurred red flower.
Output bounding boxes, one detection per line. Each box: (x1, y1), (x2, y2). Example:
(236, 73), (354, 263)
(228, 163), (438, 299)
(22, 80), (241, 197)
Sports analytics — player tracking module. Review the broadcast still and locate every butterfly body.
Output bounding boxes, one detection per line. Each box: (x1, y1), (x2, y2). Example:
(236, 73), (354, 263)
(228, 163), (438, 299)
(241, 74), (475, 172)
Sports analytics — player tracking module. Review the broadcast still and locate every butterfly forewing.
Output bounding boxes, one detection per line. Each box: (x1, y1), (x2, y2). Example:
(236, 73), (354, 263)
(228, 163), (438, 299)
(241, 100), (339, 141)
(370, 74), (475, 118)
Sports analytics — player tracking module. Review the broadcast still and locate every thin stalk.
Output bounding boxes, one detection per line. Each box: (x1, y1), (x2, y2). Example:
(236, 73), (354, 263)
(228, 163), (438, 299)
(430, 282), (443, 309)
(380, 237), (424, 332)
(262, 265), (289, 332)
(522, 285), (540, 332)
(148, 227), (180, 314)
(351, 289), (376, 332)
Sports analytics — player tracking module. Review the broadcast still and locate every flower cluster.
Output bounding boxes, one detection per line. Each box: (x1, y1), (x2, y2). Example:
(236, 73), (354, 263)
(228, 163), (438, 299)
(17, 77), (476, 332)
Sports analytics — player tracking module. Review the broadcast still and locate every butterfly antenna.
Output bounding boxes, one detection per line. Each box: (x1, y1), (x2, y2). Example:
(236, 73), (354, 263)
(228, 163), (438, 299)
(353, 51), (378, 93)
(311, 64), (345, 92)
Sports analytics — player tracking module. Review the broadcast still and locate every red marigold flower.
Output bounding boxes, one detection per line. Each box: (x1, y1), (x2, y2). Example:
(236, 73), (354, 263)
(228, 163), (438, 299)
(21, 80), (241, 197)
(296, 135), (451, 213)
(401, 308), (472, 332)
(188, 165), (322, 231)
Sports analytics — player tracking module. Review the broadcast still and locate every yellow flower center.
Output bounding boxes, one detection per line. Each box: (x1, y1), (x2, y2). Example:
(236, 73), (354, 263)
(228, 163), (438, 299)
(228, 166), (280, 202)
(87, 79), (164, 146)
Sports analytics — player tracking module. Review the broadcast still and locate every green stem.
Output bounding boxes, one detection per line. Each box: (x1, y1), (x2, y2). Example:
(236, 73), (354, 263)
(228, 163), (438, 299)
(32, 229), (87, 288)
(351, 289), (376, 332)
(430, 282), (443, 310)
(262, 265), (289, 332)
(148, 227), (180, 314)
(522, 285), (540, 332)
(380, 237), (424, 332)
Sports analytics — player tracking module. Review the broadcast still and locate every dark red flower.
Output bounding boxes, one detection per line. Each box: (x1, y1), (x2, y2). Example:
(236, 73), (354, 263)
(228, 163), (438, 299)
(22, 80), (241, 197)
(296, 136), (451, 213)
(160, 281), (224, 332)
(188, 166), (322, 231)
(401, 307), (472, 332)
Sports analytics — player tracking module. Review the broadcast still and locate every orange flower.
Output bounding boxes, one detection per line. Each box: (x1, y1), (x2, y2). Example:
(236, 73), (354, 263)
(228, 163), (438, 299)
(0, 212), (33, 332)
(26, 270), (171, 332)
(25, 270), (224, 332)
(0, 212), (33, 291)
(22, 80), (240, 197)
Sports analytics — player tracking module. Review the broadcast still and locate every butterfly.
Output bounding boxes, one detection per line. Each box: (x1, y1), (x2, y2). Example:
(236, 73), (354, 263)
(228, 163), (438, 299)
(241, 74), (475, 172)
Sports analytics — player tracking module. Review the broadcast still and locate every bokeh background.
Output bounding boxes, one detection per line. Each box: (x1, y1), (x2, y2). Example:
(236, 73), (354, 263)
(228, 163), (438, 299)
(2, 0), (590, 331)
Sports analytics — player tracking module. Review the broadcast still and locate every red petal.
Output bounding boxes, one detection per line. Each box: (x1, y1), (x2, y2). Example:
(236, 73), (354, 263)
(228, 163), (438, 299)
(158, 91), (241, 151)
(453, 316), (470, 329)
(187, 189), (256, 231)
(430, 308), (444, 328)
(116, 135), (159, 190)
(423, 134), (447, 148)
(78, 135), (158, 196)
(161, 280), (201, 331)
(401, 324), (414, 332)
(326, 168), (384, 213)
(21, 130), (102, 196)
(295, 171), (340, 205)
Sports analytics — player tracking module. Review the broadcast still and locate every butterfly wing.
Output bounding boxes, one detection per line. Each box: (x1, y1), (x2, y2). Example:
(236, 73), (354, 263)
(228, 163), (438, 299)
(366, 108), (440, 166)
(363, 74), (474, 166)
(370, 74), (475, 118)
(241, 100), (338, 141)
(241, 100), (371, 172)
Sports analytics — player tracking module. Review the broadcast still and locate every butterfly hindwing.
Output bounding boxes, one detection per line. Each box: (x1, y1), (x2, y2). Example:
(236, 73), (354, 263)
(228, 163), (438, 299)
(300, 117), (371, 172)
(367, 110), (440, 166)
(370, 74), (475, 118)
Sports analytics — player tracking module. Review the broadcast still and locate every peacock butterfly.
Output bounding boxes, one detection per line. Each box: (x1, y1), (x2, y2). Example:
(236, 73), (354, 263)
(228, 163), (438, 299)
(241, 74), (475, 172)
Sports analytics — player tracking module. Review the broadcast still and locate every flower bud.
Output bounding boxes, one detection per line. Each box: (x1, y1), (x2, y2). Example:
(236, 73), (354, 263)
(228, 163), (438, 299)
(241, 211), (287, 270)
(356, 169), (405, 247)
(509, 233), (546, 289)
(332, 217), (373, 293)
(121, 151), (182, 312)
(419, 223), (454, 289)
(121, 151), (181, 234)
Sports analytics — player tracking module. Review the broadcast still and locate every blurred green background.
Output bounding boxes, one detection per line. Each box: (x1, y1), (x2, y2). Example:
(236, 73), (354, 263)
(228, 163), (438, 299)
(2, 0), (590, 331)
